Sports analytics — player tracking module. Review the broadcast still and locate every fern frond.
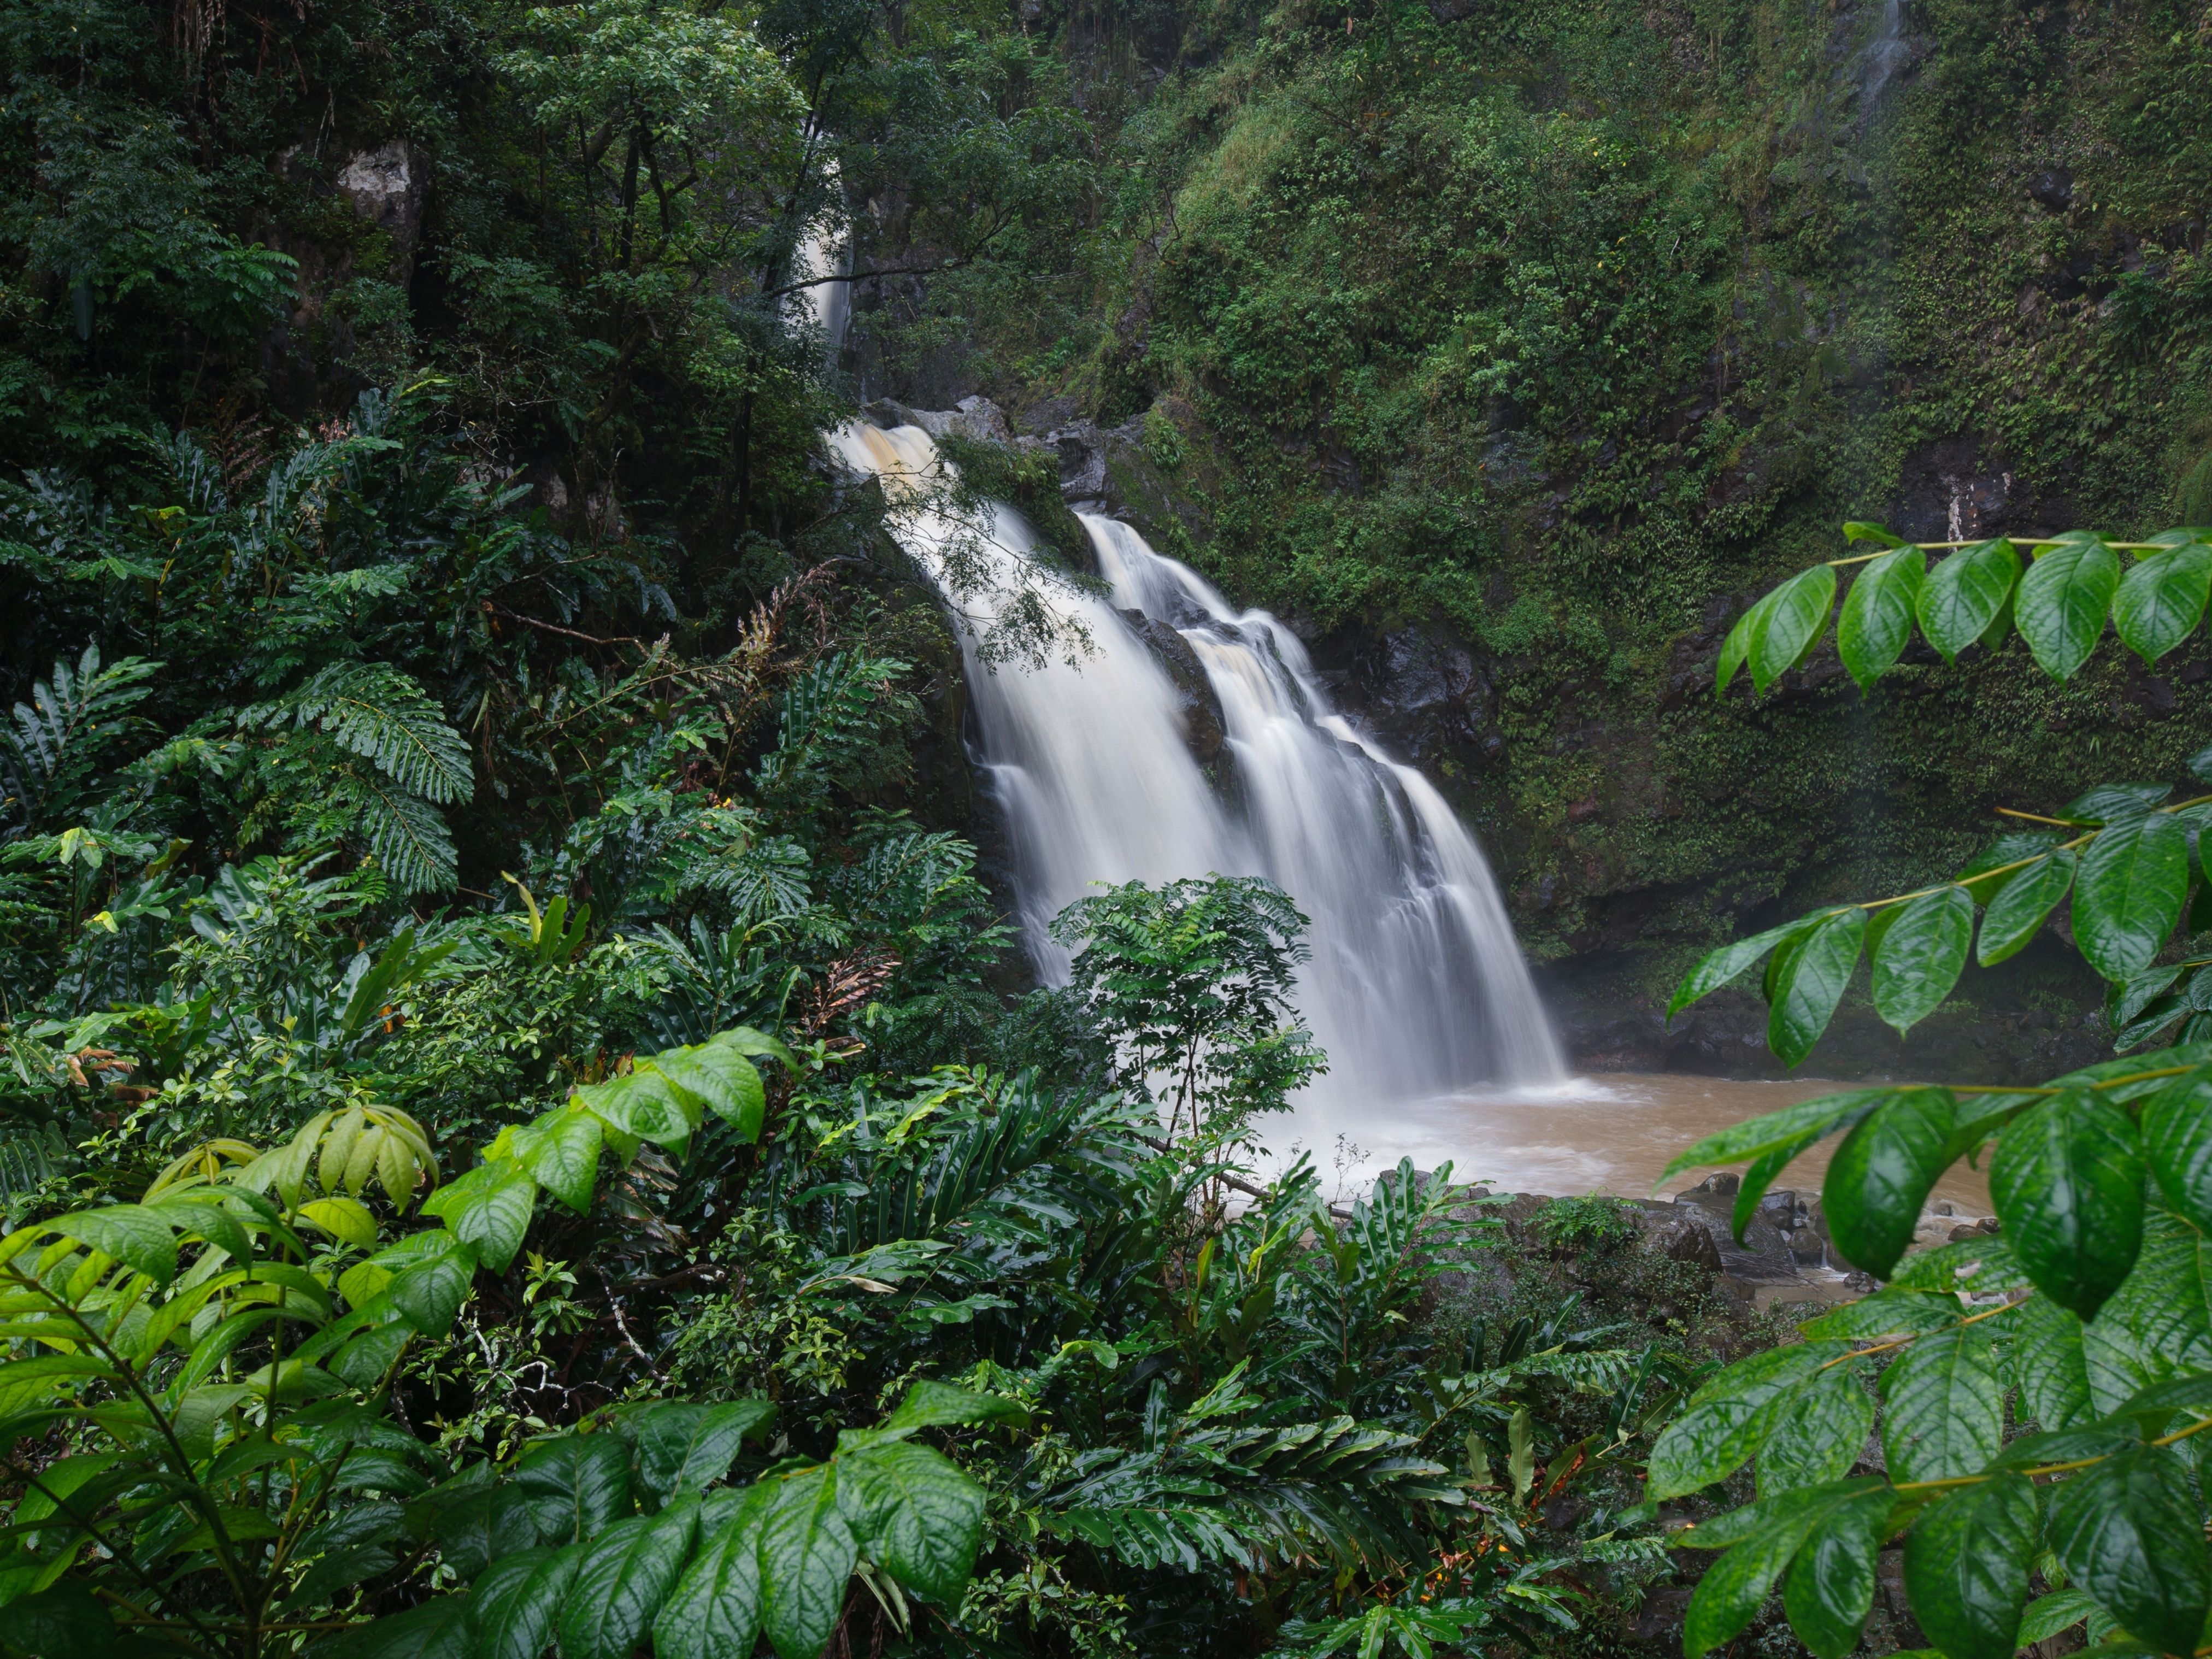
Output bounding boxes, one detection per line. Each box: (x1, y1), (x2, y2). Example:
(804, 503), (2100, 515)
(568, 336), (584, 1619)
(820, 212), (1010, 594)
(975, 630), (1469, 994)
(345, 772), (460, 893)
(3, 645), (160, 831)
(257, 663), (473, 804)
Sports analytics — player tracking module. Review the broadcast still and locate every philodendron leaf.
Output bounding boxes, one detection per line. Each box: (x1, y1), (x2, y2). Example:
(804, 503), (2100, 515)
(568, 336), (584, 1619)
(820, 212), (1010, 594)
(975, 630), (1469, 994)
(2142, 1068), (2212, 1232)
(2073, 810), (2189, 981)
(1822, 1087), (1957, 1278)
(2111, 540), (2212, 663)
(1781, 1485), (1896, 1659)
(2015, 536), (2120, 678)
(1978, 849), (2076, 966)
(1749, 564), (1839, 694)
(1837, 547), (1926, 690)
(1902, 1470), (2040, 1659)
(1917, 540), (2021, 662)
(1870, 886), (1973, 1035)
(1767, 908), (1866, 1068)
(2045, 1444), (2209, 1657)
(1989, 1092), (2145, 1319)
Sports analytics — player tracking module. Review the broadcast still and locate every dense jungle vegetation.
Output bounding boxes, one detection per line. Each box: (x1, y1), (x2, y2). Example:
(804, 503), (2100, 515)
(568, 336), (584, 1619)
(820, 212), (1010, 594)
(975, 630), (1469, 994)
(8, 3), (2212, 1659)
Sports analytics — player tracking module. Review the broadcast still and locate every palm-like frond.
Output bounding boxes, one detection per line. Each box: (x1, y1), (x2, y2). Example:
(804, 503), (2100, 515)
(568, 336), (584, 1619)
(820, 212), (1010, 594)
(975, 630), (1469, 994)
(262, 662), (473, 804)
(2, 646), (159, 833)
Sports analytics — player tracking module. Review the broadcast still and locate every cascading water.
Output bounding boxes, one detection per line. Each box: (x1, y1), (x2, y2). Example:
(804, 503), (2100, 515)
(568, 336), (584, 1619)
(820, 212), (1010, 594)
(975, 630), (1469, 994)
(827, 420), (1566, 1114)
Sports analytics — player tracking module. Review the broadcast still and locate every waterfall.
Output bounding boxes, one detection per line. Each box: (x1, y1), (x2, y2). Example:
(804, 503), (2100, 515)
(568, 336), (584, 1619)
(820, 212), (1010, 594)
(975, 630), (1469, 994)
(826, 419), (1566, 1110)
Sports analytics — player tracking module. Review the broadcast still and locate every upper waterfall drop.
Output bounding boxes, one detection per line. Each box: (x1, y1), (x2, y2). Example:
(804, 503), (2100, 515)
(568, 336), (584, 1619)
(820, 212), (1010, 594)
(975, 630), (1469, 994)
(826, 417), (1566, 1102)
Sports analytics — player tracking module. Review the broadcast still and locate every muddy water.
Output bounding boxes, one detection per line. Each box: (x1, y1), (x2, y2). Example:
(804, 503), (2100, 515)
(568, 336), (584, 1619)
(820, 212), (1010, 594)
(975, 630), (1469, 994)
(1270, 1072), (1993, 1214)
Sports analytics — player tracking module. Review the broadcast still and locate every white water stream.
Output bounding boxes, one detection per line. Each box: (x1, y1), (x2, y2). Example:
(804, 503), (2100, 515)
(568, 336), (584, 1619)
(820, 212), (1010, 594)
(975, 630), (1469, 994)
(827, 421), (1566, 1121)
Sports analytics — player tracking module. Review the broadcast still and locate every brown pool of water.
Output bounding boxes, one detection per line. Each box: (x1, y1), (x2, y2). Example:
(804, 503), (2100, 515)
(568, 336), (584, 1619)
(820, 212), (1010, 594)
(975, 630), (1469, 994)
(1273, 1071), (1993, 1215)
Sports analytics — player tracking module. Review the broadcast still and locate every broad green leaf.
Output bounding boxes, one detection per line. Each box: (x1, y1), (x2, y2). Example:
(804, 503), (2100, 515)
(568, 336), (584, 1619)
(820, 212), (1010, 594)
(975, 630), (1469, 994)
(419, 1158), (536, 1274)
(147, 1193), (252, 1266)
(1837, 546), (1925, 690)
(299, 1197), (380, 1251)
(875, 1381), (1031, 1436)
(574, 1070), (696, 1146)
(1879, 1325), (2003, 1483)
(1917, 540), (2021, 662)
(836, 1441), (986, 1603)
(1782, 1486), (1895, 1659)
(1822, 1087), (1957, 1278)
(2142, 1069), (2212, 1233)
(2073, 812), (2190, 981)
(653, 1486), (775, 1659)
(2013, 1293), (2093, 1431)
(1870, 886), (1973, 1035)
(1841, 521), (1905, 546)
(0, 1581), (113, 1659)
(558, 1497), (698, 1659)
(2080, 1204), (2212, 1415)
(648, 1045), (766, 1140)
(2062, 783), (2169, 824)
(1684, 1481), (1882, 1657)
(381, 1232), (478, 1336)
(1756, 1362), (1874, 1497)
(2111, 541), (2212, 663)
(1955, 831), (2061, 904)
(1667, 917), (1815, 1021)
(311, 1594), (476, 1659)
(1768, 908), (1866, 1068)
(2017, 1590), (2101, 1646)
(472, 1544), (582, 1659)
(1733, 1132), (1826, 1242)
(436, 1485), (540, 1580)
(48, 1206), (175, 1286)
(2044, 1444), (2209, 1657)
(1799, 1289), (1962, 1340)
(1716, 604), (1754, 696)
(0, 1355), (111, 1418)
(637, 1401), (775, 1503)
(1989, 1093), (2144, 1320)
(710, 1026), (801, 1075)
(1749, 564), (1838, 693)
(1902, 1471), (2039, 1659)
(510, 1109), (602, 1214)
(1646, 1343), (1854, 1499)
(1660, 1090), (1886, 1181)
(2015, 537), (2119, 678)
(757, 1463), (857, 1659)
(515, 1436), (632, 1545)
(1977, 849), (2076, 966)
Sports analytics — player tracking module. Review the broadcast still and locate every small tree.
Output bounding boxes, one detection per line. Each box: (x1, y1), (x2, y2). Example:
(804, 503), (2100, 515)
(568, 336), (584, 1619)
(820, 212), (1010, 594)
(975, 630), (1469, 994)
(1656, 523), (2212, 1659)
(1049, 876), (1324, 1152)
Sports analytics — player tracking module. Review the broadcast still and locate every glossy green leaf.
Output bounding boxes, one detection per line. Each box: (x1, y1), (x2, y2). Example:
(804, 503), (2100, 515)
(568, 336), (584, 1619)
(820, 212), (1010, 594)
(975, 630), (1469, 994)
(2142, 1069), (2212, 1233)
(1837, 547), (1925, 690)
(710, 1026), (802, 1075)
(1989, 1092), (2144, 1320)
(436, 1485), (540, 1580)
(574, 1069), (696, 1147)
(510, 1109), (602, 1214)
(299, 1197), (380, 1251)
(1684, 1481), (1882, 1657)
(313, 1594), (476, 1659)
(472, 1545), (582, 1659)
(2016, 1590), (2101, 1646)
(636, 1401), (775, 1504)
(1733, 1132), (1825, 1242)
(1782, 1485), (1896, 1659)
(1667, 917), (1815, 1020)
(1748, 564), (1838, 694)
(1902, 1471), (2039, 1659)
(2078, 1203), (2212, 1416)
(1917, 540), (2021, 663)
(2063, 783), (2169, 825)
(1660, 1090), (1886, 1181)
(514, 1436), (632, 1545)
(1768, 908), (1866, 1068)
(2044, 1443), (2210, 1657)
(381, 1232), (478, 1336)
(49, 1205), (175, 1286)
(1976, 849), (2075, 966)
(654, 1487), (774, 1659)
(757, 1463), (857, 1659)
(1870, 886), (1973, 1035)
(0, 1582), (113, 1659)
(875, 1380), (1032, 1436)
(2016, 537), (2120, 678)
(419, 1158), (536, 1274)
(1842, 522), (1905, 547)
(1646, 1343), (1855, 1499)
(2012, 1293), (2093, 1431)
(648, 1045), (766, 1140)
(2111, 541), (2212, 663)
(1756, 1362), (1873, 1497)
(2073, 811), (2190, 981)
(558, 1497), (698, 1659)
(1716, 604), (1754, 696)
(1822, 1087), (1957, 1278)
(1880, 1325), (2003, 1483)
(836, 1441), (986, 1602)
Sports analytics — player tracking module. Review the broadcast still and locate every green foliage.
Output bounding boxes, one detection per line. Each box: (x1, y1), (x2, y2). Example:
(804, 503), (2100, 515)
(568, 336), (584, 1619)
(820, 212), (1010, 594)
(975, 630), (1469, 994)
(1657, 562), (2212, 1659)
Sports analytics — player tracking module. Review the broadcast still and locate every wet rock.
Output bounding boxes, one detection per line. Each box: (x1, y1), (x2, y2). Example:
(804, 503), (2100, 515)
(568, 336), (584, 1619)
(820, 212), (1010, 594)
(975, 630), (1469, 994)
(2028, 167), (2074, 211)
(335, 141), (425, 264)
(861, 395), (1013, 445)
(1120, 610), (1229, 770)
(1650, 1216), (1724, 1274)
